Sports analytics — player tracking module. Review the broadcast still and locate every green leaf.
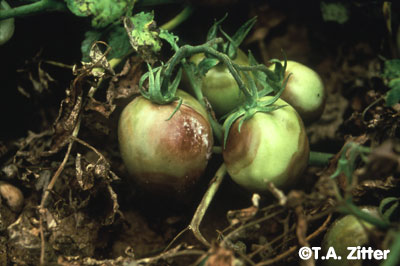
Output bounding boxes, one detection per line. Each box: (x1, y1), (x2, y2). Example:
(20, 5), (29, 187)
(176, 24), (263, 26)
(106, 25), (132, 59)
(386, 79), (400, 106)
(320, 1), (349, 24)
(65, 0), (135, 28)
(382, 59), (400, 79)
(206, 13), (228, 49)
(379, 197), (400, 222)
(159, 29), (179, 51)
(225, 16), (256, 59)
(198, 57), (219, 76)
(81, 30), (102, 62)
(124, 11), (161, 62)
(81, 25), (131, 62)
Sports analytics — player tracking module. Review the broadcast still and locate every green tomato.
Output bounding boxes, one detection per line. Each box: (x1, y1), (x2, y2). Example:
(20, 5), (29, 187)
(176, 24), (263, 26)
(189, 49), (250, 117)
(270, 60), (326, 124)
(222, 97), (309, 191)
(118, 90), (213, 194)
(321, 207), (379, 266)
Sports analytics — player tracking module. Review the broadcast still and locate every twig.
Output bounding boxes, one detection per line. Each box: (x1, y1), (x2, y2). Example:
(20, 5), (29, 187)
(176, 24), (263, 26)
(136, 247), (205, 265)
(222, 209), (286, 246)
(188, 163), (227, 247)
(255, 214), (332, 266)
(38, 117), (81, 265)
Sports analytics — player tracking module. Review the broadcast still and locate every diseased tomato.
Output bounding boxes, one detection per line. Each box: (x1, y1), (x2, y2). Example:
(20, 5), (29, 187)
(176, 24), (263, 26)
(270, 60), (326, 123)
(222, 97), (309, 191)
(321, 207), (379, 266)
(189, 49), (250, 117)
(118, 90), (213, 194)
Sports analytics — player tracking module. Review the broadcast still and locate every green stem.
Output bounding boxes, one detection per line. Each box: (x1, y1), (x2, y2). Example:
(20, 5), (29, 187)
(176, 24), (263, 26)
(162, 39), (246, 98)
(382, 232), (400, 266)
(339, 202), (390, 230)
(0, 0), (67, 20)
(308, 151), (334, 167)
(160, 5), (194, 31)
(136, 0), (184, 7)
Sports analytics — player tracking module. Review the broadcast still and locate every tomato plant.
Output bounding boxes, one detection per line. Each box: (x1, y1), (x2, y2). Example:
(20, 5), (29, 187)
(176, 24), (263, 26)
(118, 86), (213, 194)
(223, 97), (309, 191)
(269, 60), (326, 123)
(0, 0), (14, 45)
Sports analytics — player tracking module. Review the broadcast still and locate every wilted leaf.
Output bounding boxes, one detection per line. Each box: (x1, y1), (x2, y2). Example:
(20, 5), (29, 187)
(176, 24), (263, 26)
(65, 0), (135, 28)
(124, 12), (161, 62)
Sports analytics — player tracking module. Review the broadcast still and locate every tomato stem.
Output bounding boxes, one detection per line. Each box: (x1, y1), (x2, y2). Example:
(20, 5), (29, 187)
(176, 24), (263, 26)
(160, 5), (194, 31)
(308, 151), (334, 166)
(338, 202), (390, 229)
(0, 0), (67, 20)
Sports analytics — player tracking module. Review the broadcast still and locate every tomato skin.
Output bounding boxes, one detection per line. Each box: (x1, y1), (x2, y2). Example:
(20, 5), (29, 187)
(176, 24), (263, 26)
(271, 60), (326, 123)
(189, 49), (250, 117)
(222, 97), (309, 191)
(118, 90), (213, 194)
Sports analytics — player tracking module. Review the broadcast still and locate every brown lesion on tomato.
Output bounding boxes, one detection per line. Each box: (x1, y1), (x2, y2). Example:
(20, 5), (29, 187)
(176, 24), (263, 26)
(280, 114), (310, 188)
(158, 103), (213, 162)
(222, 118), (260, 173)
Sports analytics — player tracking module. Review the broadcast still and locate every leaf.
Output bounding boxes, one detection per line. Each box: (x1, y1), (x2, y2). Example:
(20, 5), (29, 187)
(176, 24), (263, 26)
(225, 16), (257, 58)
(81, 30), (102, 62)
(382, 59), (400, 79)
(124, 11), (161, 63)
(197, 57), (219, 76)
(159, 29), (179, 51)
(386, 79), (400, 106)
(320, 1), (349, 24)
(379, 197), (400, 222)
(65, 0), (135, 28)
(81, 25), (131, 62)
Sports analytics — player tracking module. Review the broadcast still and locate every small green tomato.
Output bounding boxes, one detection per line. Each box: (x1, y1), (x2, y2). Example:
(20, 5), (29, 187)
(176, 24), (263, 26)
(270, 60), (326, 123)
(222, 97), (309, 191)
(321, 207), (379, 266)
(118, 90), (213, 194)
(189, 49), (250, 117)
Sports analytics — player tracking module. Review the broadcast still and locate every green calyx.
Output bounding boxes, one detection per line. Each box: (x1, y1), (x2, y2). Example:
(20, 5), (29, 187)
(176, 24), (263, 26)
(139, 63), (183, 119)
(197, 15), (257, 75)
(222, 64), (290, 148)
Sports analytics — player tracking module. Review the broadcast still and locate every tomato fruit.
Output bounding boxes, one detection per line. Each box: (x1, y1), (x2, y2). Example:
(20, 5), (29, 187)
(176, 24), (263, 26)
(222, 97), (309, 191)
(321, 207), (379, 266)
(270, 60), (326, 123)
(189, 49), (250, 117)
(118, 90), (213, 194)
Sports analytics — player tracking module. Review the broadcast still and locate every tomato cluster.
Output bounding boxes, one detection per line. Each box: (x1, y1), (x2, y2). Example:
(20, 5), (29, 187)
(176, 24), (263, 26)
(118, 23), (326, 194)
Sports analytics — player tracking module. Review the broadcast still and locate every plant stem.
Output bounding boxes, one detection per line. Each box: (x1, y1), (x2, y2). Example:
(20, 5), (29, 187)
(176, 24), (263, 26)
(189, 163), (227, 246)
(382, 232), (400, 266)
(339, 202), (390, 229)
(136, 0), (184, 7)
(160, 4), (194, 31)
(308, 151), (334, 166)
(0, 0), (67, 20)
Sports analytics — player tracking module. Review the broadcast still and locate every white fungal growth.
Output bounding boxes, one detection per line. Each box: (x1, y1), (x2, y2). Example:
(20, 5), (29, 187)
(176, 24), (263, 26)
(183, 116), (211, 159)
